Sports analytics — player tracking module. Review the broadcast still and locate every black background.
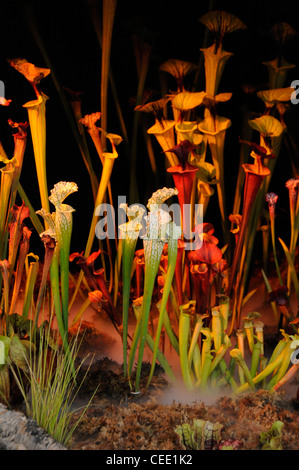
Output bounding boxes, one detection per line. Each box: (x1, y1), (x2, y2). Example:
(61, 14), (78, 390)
(0, 0), (299, 255)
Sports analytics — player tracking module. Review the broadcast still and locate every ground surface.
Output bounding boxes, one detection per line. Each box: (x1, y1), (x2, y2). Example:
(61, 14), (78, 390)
(65, 259), (299, 451)
(2, 259), (298, 451)
(67, 358), (299, 451)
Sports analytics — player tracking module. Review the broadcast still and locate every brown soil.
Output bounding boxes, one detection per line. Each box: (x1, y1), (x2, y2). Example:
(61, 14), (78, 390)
(66, 353), (299, 451)
(63, 255), (299, 451)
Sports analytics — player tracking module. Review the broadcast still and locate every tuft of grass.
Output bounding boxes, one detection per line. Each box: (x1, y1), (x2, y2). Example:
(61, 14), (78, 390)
(10, 319), (96, 447)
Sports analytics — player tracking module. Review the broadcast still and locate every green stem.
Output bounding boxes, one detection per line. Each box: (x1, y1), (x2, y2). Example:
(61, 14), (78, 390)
(199, 351), (213, 390)
(209, 338), (230, 375)
(244, 322), (254, 354)
(179, 312), (194, 390)
(56, 206), (74, 331)
(279, 238), (299, 300)
(230, 349), (255, 391)
(122, 236), (138, 378)
(270, 217), (283, 285)
(17, 183), (44, 234)
(162, 306), (179, 355)
(219, 358), (238, 391)
(192, 344), (202, 382)
(22, 257), (39, 320)
(235, 349), (285, 394)
(266, 341), (293, 390)
(129, 238), (165, 392)
(49, 252), (67, 351)
(219, 295), (230, 334)
(145, 229), (178, 389)
(250, 339), (262, 378)
(201, 328), (212, 372)
(71, 298), (91, 327)
(131, 298), (175, 387)
(211, 306), (222, 352)
(187, 317), (203, 369)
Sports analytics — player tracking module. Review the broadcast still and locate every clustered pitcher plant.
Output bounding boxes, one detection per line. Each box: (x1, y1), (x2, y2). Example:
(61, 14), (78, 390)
(1, 5), (299, 414)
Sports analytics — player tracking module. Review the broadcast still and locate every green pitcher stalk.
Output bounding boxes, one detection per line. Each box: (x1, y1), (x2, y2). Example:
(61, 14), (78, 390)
(236, 328), (245, 384)
(119, 204), (145, 378)
(243, 313), (261, 354)
(131, 299), (175, 386)
(128, 187), (177, 392)
(250, 339), (263, 378)
(199, 327), (212, 371)
(266, 338), (294, 390)
(22, 254), (39, 320)
(49, 182), (77, 332)
(200, 351), (214, 390)
(131, 236), (165, 392)
(209, 335), (231, 376)
(179, 307), (194, 391)
(37, 182), (78, 349)
(188, 313), (206, 369)
(230, 348), (255, 392)
(55, 204), (75, 331)
(49, 251), (66, 349)
(120, 235), (137, 378)
(211, 306), (223, 352)
(145, 222), (179, 390)
(235, 347), (286, 394)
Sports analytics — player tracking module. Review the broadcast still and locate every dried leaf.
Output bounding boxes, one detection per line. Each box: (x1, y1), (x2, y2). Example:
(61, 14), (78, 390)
(9, 335), (30, 373)
(8, 58), (50, 85)
(135, 97), (170, 115)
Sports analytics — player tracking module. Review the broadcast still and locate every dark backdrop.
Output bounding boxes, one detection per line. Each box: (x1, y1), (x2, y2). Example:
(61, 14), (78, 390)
(0, 0), (298, 256)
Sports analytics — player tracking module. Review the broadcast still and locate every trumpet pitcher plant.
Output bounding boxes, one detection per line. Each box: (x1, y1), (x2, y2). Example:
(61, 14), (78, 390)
(127, 187), (178, 392)
(37, 181), (78, 348)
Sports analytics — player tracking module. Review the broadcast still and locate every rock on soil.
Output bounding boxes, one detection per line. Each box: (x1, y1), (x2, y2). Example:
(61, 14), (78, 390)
(0, 404), (67, 450)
